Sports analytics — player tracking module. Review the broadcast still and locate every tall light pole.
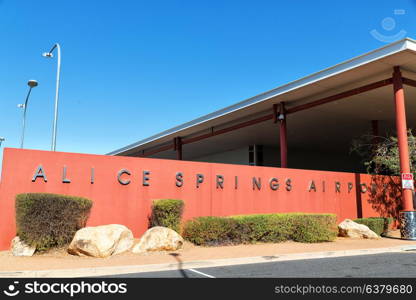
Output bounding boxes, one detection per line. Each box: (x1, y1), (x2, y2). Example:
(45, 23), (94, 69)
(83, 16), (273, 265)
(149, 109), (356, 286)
(0, 137), (4, 148)
(18, 80), (38, 148)
(42, 43), (61, 151)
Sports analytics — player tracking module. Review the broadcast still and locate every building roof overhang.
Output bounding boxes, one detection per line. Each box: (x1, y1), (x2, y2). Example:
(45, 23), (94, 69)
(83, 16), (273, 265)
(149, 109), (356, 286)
(108, 38), (416, 156)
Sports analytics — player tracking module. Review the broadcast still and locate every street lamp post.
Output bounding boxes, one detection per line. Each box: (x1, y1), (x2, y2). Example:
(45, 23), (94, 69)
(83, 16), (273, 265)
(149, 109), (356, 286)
(42, 43), (61, 151)
(18, 80), (38, 148)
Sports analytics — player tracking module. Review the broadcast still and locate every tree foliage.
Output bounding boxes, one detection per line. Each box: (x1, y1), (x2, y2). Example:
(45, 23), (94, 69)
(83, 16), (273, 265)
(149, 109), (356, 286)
(350, 130), (416, 176)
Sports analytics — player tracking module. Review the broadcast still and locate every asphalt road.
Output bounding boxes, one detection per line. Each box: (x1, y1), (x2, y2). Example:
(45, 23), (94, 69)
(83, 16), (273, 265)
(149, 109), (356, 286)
(109, 251), (416, 278)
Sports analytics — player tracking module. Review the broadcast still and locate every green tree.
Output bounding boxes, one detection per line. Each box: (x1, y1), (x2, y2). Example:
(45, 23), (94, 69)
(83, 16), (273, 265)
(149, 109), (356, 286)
(350, 130), (416, 176)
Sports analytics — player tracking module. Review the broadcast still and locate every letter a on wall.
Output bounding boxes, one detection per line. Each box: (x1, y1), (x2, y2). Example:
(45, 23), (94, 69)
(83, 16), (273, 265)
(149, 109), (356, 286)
(32, 165), (48, 182)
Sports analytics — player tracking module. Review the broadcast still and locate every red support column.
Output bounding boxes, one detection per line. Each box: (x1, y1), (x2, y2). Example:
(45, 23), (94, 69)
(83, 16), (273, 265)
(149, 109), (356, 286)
(393, 66), (414, 211)
(279, 102), (288, 168)
(174, 137), (183, 160)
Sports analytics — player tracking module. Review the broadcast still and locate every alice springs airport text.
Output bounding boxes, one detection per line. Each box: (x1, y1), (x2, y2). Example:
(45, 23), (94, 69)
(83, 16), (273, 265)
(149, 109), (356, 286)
(30, 165), (375, 193)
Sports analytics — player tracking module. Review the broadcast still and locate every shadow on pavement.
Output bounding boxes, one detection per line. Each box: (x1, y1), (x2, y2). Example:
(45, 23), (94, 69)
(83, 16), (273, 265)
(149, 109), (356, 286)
(169, 253), (188, 278)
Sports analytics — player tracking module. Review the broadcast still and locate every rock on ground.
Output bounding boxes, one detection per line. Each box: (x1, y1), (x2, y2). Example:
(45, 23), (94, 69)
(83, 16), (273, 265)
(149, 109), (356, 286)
(68, 224), (134, 258)
(132, 226), (184, 253)
(338, 219), (379, 239)
(11, 236), (36, 257)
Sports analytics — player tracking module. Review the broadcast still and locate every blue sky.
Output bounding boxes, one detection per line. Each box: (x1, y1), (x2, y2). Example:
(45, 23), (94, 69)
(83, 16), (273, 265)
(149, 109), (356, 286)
(1, 0), (416, 166)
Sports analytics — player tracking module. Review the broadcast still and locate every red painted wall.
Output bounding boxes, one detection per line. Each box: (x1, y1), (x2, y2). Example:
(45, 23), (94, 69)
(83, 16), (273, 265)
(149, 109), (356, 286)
(0, 148), (400, 250)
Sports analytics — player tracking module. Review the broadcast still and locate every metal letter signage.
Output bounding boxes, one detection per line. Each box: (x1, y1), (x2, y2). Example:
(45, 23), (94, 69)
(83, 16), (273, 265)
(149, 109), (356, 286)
(32, 165), (48, 182)
(335, 182), (341, 193)
(360, 183), (368, 193)
(90, 168), (95, 184)
(91, 167), (95, 184)
(175, 172), (184, 187)
(29, 164), (381, 196)
(348, 182), (353, 193)
(142, 170), (151, 186)
(196, 174), (204, 188)
(285, 178), (292, 191)
(252, 177), (261, 190)
(308, 180), (316, 192)
(216, 175), (224, 189)
(269, 178), (279, 191)
(117, 169), (131, 185)
(62, 166), (71, 183)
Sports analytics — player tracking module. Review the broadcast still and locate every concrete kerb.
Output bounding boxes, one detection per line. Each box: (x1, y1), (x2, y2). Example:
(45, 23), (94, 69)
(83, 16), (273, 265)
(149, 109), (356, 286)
(2, 244), (416, 278)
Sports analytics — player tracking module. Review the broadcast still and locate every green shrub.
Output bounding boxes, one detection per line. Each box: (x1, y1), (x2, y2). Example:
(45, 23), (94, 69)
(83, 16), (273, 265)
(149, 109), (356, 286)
(291, 214), (338, 243)
(182, 213), (337, 246)
(354, 217), (393, 236)
(16, 193), (93, 252)
(149, 199), (184, 233)
(181, 216), (241, 246)
(232, 214), (293, 243)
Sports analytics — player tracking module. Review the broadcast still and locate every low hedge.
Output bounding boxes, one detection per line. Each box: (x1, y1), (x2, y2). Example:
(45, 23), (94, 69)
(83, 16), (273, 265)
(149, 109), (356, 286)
(16, 193), (93, 252)
(181, 216), (241, 246)
(149, 199), (184, 233)
(290, 213), (338, 243)
(354, 217), (393, 236)
(182, 213), (337, 246)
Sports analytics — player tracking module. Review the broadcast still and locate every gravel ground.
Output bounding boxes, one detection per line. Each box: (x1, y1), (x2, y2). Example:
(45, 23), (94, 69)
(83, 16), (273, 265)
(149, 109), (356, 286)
(0, 231), (415, 273)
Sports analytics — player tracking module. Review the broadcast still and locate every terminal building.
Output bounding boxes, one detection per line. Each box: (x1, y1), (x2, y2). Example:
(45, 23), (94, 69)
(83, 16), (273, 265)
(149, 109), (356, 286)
(108, 38), (416, 175)
(2, 39), (416, 249)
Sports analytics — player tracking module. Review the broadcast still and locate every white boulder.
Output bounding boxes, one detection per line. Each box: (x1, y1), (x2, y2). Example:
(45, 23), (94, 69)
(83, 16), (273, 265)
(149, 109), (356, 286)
(68, 224), (134, 258)
(132, 226), (184, 253)
(338, 219), (379, 239)
(11, 236), (36, 257)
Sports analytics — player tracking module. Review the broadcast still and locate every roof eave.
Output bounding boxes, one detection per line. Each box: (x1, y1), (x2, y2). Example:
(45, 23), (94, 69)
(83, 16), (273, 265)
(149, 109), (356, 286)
(107, 38), (416, 156)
